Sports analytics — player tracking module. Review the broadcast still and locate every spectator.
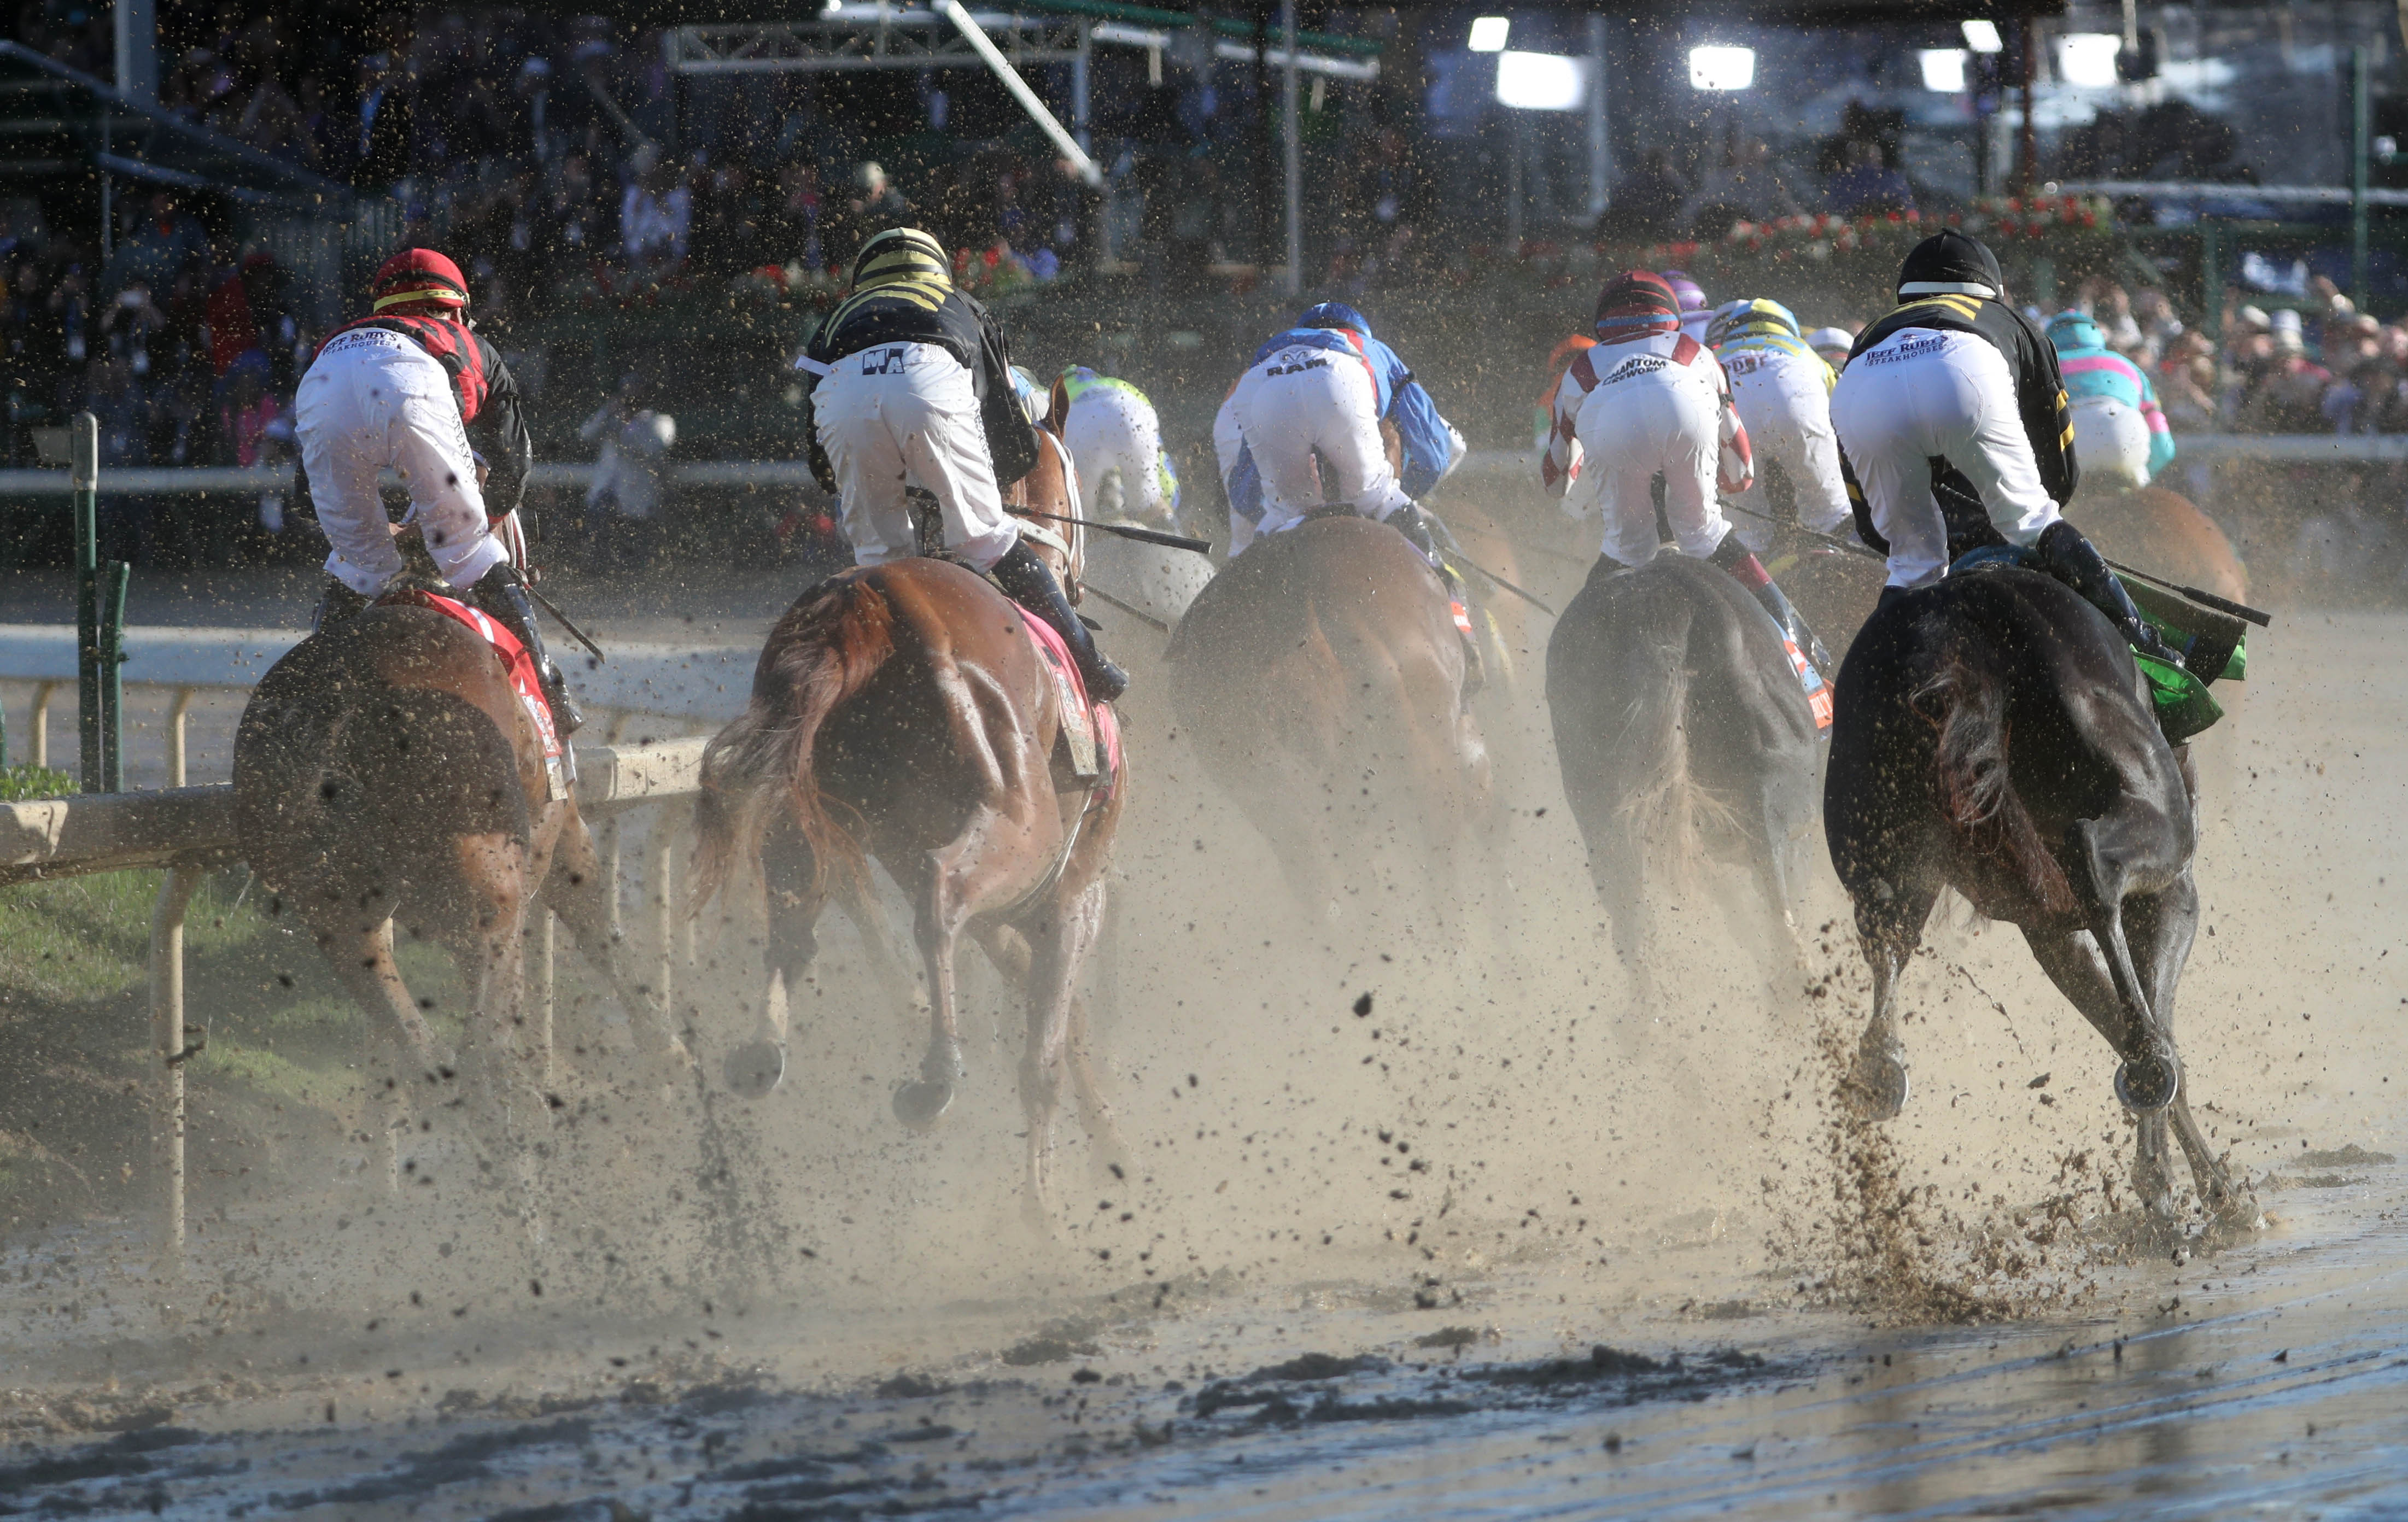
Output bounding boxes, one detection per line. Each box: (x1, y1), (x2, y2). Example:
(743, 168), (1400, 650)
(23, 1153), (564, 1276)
(102, 192), (208, 299)
(217, 350), (281, 467)
(1683, 134), (1805, 235)
(1825, 138), (1914, 217)
(619, 145), (692, 275)
(1598, 149), (1686, 243)
(352, 52), (413, 187)
(579, 373), (677, 566)
(827, 160), (911, 264)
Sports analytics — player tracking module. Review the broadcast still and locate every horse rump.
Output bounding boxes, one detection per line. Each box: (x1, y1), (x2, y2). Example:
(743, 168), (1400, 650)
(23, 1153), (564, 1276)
(1911, 651), (2077, 916)
(692, 572), (897, 911)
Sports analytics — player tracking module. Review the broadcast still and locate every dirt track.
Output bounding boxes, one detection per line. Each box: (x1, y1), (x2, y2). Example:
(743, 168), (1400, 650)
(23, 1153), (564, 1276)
(0, 568), (2403, 1517)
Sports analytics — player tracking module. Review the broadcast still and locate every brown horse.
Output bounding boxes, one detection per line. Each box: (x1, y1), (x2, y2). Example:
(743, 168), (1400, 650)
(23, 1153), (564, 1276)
(2068, 483), (2250, 604)
(690, 422), (1129, 1226)
(1167, 514), (1497, 929)
(233, 592), (688, 1241)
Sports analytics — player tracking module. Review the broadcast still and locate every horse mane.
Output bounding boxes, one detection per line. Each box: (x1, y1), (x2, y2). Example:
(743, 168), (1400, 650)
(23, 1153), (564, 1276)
(691, 573), (895, 912)
(1913, 652), (2078, 916)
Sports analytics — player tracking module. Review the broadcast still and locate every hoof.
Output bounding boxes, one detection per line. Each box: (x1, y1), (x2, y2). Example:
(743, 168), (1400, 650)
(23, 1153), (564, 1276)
(2115, 1052), (2181, 1111)
(1845, 1045), (1909, 1122)
(722, 1039), (787, 1100)
(893, 1080), (955, 1132)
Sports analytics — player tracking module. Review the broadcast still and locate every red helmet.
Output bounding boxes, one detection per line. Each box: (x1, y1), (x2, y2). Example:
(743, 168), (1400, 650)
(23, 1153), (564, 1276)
(370, 248), (470, 314)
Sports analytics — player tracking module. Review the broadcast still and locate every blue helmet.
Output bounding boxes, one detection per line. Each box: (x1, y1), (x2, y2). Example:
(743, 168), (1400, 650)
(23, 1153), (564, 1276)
(2045, 309), (2107, 352)
(1298, 301), (1372, 340)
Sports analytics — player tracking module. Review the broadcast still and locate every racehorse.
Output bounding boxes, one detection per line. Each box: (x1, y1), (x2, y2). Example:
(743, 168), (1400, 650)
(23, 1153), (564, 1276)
(233, 590), (688, 1242)
(1167, 513), (1497, 932)
(689, 413), (1130, 1227)
(2068, 483), (2249, 604)
(1823, 567), (2250, 1226)
(1546, 556), (1823, 1011)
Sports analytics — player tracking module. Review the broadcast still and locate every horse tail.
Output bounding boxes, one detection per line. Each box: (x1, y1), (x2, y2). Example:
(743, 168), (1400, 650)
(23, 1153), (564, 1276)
(1914, 653), (2077, 915)
(1595, 586), (1742, 886)
(692, 575), (894, 913)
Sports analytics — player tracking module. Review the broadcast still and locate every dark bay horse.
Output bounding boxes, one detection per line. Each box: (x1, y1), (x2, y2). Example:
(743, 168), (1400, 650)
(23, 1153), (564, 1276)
(1546, 556), (1823, 1009)
(690, 439), (1128, 1226)
(1167, 514), (1496, 928)
(1823, 567), (2249, 1226)
(233, 595), (687, 1240)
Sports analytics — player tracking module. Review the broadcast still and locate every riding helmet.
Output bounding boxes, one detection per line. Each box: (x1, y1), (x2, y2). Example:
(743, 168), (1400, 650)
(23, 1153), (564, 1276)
(1659, 269), (1709, 313)
(1704, 296), (1802, 348)
(850, 226), (952, 290)
(1299, 301), (1374, 339)
(2044, 309), (2108, 353)
(1896, 229), (2005, 301)
(370, 248), (471, 313)
(1593, 271), (1681, 336)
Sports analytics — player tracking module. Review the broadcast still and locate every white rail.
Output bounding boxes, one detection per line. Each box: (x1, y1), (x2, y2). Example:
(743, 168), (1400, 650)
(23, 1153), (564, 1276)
(0, 736), (712, 1272)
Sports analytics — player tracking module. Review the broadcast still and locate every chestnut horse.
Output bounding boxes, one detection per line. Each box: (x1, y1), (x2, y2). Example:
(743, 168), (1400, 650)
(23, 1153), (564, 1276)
(2068, 483), (2249, 604)
(1167, 514), (1497, 930)
(690, 418), (1129, 1225)
(234, 594), (688, 1242)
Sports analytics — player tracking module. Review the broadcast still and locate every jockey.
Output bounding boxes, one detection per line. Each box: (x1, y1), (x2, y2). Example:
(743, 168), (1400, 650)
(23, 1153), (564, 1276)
(1805, 327), (1855, 371)
(1213, 301), (1466, 559)
(1828, 230), (2182, 665)
(296, 248), (581, 732)
(800, 227), (1126, 701)
(1662, 270), (1714, 345)
(2045, 309), (2174, 489)
(1704, 297), (1854, 554)
(1542, 271), (1830, 672)
(1057, 365), (1182, 528)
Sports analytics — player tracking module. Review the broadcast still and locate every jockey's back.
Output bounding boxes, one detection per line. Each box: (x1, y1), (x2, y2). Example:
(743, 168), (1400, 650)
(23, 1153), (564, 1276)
(2047, 310), (2174, 479)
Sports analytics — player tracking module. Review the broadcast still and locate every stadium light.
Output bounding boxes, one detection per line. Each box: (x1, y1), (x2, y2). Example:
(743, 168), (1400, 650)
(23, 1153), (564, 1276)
(1688, 45), (1755, 91)
(1495, 50), (1586, 111)
(1468, 16), (1509, 52)
(1919, 48), (1968, 92)
(1960, 19), (2003, 53)
(2058, 32), (2123, 87)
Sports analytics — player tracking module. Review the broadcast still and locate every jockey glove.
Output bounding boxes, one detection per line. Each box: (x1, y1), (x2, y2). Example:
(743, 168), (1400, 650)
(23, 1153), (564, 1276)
(2033, 520), (2185, 670)
(991, 539), (1130, 704)
(470, 562), (587, 733)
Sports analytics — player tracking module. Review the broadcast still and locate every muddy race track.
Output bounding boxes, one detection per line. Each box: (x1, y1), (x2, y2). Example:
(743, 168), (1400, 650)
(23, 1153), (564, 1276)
(0, 559), (2404, 1520)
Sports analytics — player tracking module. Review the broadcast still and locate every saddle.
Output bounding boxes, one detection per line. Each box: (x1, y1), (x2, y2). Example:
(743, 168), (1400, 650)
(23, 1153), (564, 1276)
(1948, 545), (2242, 744)
(377, 583), (571, 799)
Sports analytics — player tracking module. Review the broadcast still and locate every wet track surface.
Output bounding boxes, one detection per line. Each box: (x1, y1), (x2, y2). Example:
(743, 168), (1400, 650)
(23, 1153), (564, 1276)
(3, 1168), (2405, 1519)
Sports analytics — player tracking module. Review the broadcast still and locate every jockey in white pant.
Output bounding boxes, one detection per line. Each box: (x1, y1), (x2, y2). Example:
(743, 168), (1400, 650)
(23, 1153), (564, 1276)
(295, 247), (578, 729)
(800, 227), (1126, 700)
(1704, 297), (1855, 554)
(1542, 271), (1831, 676)
(1058, 366), (1180, 528)
(2067, 395), (2155, 489)
(1829, 230), (2185, 667)
(1214, 301), (1464, 559)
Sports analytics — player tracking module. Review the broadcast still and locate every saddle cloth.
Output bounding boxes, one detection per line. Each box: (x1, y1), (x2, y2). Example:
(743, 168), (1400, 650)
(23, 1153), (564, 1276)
(382, 587), (570, 799)
(1013, 605), (1122, 798)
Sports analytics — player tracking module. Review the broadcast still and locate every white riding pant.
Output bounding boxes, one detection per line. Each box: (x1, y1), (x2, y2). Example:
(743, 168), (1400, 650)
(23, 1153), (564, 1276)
(1063, 383), (1171, 525)
(1566, 366), (1732, 566)
(1721, 352), (1854, 552)
(2070, 395), (2153, 489)
(1830, 328), (2062, 589)
(1214, 344), (1413, 547)
(297, 328), (508, 596)
(814, 341), (1020, 572)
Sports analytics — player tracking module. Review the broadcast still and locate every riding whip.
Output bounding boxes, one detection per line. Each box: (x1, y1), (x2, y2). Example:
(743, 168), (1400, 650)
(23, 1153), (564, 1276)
(1421, 510), (1559, 616)
(1082, 583), (1174, 633)
(527, 583), (607, 663)
(1013, 509), (1214, 557)
(1715, 499), (2272, 629)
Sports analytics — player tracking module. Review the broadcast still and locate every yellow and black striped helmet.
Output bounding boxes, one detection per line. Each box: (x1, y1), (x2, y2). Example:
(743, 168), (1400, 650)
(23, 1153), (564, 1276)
(849, 227), (951, 291)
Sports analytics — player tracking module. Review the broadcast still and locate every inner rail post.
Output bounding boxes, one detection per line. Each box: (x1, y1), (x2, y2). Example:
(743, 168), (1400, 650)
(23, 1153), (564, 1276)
(149, 859), (203, 1279)
(166, 686), (195, 788)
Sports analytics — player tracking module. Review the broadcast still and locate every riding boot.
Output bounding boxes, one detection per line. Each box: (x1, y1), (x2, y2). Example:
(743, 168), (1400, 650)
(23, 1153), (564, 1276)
(1710, 531), (1833, 673)
(990, 538), (1130, 703)
(312, 576), (371, 634)
(1382, 501), (1486, 693)
(2033, 520), (2186, 669)
(1382, 500), (1446, 567)
(469, 563), (587, 734)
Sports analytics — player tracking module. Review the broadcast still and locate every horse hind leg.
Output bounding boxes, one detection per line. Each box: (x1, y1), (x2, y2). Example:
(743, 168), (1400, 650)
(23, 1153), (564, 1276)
(451, 830), (550, 1246)
(1014, 878), (1109, 1230)
(2128, 872), (2256, 1228)
(1845, 874), (1938, 1123)
(315, 908), (441, 1190)
(892, 815), (998, 1133)
(545, 810), (695, 1083)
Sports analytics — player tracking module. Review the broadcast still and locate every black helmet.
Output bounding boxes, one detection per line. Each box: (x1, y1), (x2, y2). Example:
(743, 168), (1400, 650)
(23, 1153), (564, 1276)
(1896, 229), (2004, 302)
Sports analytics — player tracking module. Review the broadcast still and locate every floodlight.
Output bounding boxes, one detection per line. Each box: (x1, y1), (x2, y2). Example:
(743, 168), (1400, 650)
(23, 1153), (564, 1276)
(1688, 45), (1755, 91)
(2058, 32), (2123, 87)
(1919, 48), (1968, 92)
(1468, 16), (1509, 53)
(1961, 19), (2003, 53)
(1495, 50), (1586, 111)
